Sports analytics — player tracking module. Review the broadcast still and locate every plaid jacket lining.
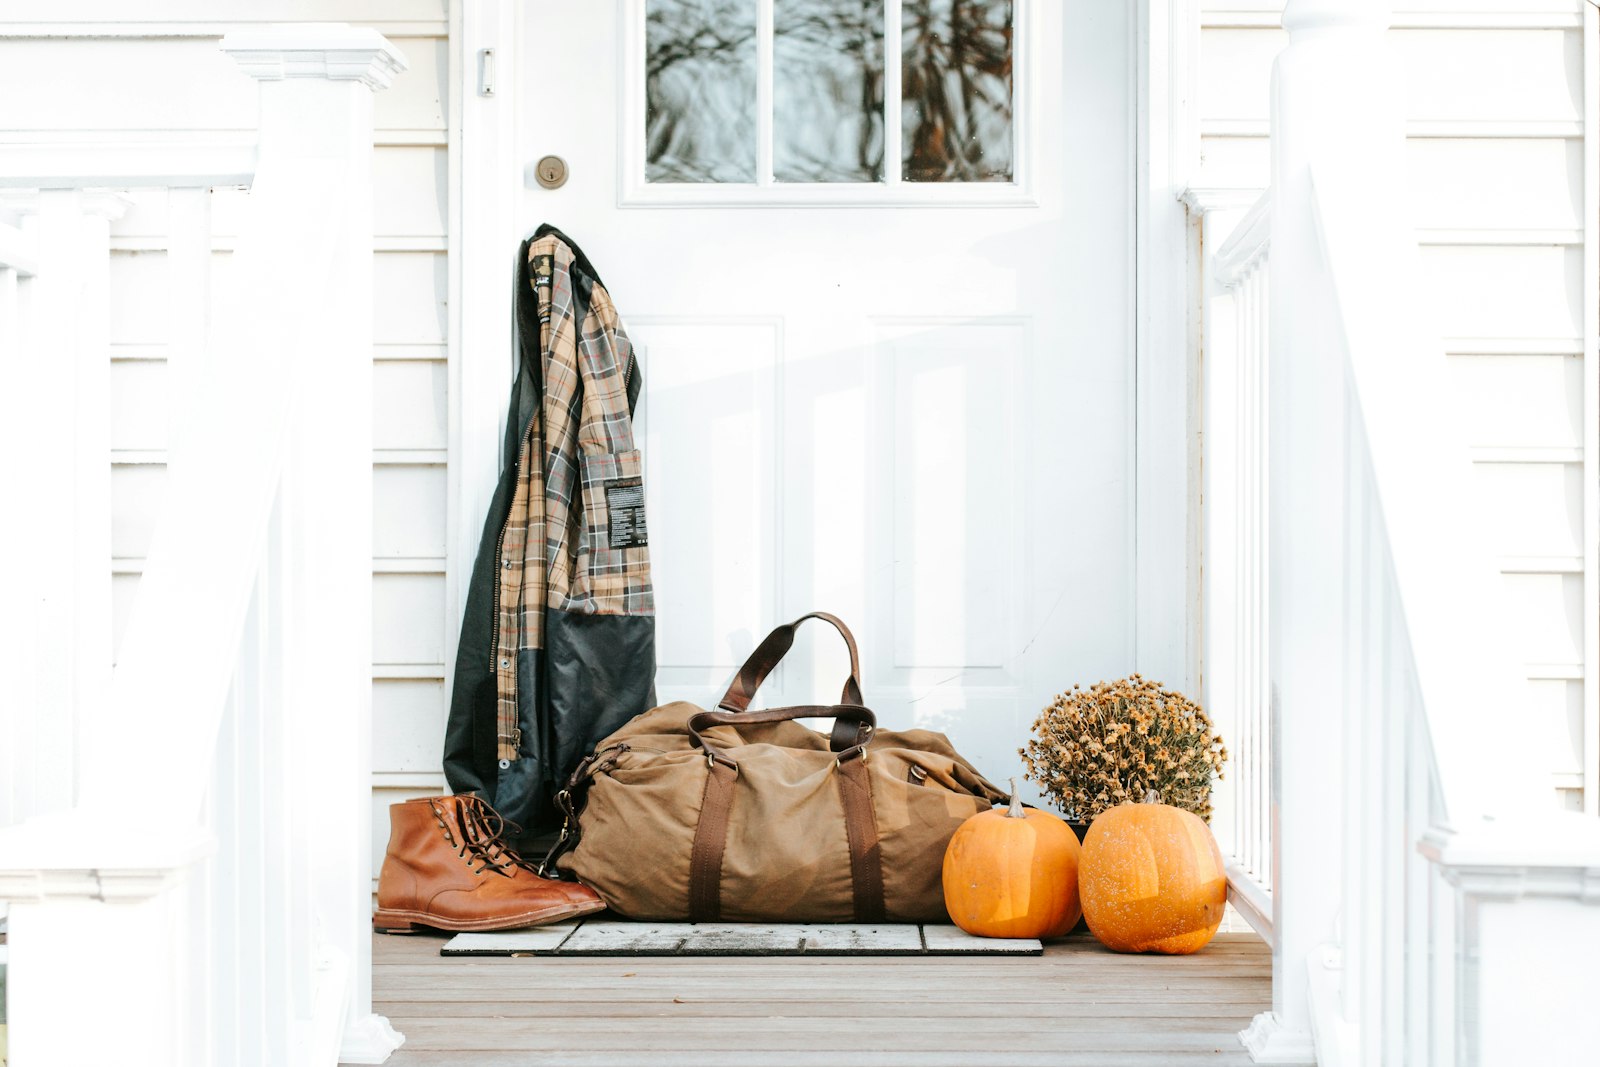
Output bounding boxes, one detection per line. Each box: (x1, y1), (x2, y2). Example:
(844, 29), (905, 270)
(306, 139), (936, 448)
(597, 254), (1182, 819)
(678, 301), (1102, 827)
(493, 237), (654, 760)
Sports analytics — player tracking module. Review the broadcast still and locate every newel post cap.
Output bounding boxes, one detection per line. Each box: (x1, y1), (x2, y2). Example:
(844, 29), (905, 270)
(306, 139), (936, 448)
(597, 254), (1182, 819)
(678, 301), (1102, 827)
(221, 23), (408, 91)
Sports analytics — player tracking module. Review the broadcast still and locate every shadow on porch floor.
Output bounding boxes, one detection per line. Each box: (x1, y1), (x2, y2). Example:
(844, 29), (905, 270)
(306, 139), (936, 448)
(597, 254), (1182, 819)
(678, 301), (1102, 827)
(363, 927), (1270, 1066)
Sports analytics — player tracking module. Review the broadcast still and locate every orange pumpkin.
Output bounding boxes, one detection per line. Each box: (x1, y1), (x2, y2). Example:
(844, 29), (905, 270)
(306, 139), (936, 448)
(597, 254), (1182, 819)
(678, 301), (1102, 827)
(942, 779), (1082, 939)
(1078, 797), (1226, 954)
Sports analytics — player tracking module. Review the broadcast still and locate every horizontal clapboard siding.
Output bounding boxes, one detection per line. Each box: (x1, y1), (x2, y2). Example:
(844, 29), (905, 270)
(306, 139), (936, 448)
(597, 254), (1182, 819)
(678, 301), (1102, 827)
(0, 3), (453, 873)
(1198, 0), (1598, 810)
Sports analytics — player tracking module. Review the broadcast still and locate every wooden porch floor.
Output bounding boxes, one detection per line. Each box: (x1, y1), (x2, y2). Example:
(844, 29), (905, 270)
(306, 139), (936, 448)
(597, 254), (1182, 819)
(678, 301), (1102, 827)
(365, 928), (1271, 1066)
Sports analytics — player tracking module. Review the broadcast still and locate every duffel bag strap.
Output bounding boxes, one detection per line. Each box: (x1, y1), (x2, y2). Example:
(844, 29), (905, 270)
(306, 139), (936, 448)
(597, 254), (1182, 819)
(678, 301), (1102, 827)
(687, 758), (739, 921)
(835, 756), (886, 922)
(685, 713), (885, 923)
(537, 743), (629, 877)
(718, 613), (870, 752)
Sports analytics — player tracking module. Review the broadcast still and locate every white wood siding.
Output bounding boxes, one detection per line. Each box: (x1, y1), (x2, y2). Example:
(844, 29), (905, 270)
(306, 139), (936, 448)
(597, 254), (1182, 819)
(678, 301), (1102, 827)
(1197, 0), (1598, 811)
(0, 3), (453, 876)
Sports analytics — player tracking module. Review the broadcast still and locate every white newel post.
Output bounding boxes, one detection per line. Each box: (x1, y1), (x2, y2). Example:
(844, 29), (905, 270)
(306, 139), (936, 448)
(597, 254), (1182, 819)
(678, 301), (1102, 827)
(1240, 1), (1390, 1062)
(220, 27), (407, 1064)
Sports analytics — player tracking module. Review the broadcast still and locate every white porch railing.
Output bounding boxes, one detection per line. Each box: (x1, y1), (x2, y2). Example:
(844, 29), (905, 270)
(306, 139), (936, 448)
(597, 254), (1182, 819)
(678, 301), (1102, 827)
(1204, 191), (1275, 944)
(1198, 1), (1600, 1063)
(0, 26), (407, 1067)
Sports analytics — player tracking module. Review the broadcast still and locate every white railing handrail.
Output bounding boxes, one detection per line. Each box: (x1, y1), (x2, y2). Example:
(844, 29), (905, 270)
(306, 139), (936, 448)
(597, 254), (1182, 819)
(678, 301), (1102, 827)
(1306, 155), (1546, 825)
(75, 160), (342, 818)
(0, 140), (257, 190)
(1303, 157), (1600, 1064)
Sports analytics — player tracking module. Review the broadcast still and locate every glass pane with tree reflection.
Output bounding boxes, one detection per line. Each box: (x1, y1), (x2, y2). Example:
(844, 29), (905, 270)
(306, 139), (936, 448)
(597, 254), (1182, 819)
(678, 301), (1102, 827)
(773, 0), (885, 183)
(646, 0), (758, 182)
(902, 0), (1013, 182)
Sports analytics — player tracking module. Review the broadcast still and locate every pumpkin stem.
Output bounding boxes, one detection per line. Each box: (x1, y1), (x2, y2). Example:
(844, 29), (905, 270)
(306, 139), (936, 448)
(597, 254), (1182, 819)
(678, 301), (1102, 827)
(1143, 788), (1161, 804)
(1007, 777), (1025, 818)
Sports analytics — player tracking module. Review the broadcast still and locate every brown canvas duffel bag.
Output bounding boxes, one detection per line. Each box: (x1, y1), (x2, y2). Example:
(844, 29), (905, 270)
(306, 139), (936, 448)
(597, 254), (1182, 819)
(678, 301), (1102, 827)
(545, 613), (1007, 922)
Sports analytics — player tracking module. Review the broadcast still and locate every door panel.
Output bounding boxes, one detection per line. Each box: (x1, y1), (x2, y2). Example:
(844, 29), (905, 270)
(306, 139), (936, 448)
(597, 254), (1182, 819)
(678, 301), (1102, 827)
(516, 0), (1133, 790)
(632, 316), (782, 695)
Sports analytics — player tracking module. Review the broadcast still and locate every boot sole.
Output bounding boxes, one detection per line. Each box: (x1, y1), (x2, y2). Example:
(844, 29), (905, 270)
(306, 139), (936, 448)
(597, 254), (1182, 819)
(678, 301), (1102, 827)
(373, 897), (606, 935)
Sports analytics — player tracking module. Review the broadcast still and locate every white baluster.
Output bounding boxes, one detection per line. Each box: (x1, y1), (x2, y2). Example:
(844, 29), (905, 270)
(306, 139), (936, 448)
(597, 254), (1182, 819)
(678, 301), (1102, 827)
(164, 188), (211, 405)
(1192, 185), (1275, 938)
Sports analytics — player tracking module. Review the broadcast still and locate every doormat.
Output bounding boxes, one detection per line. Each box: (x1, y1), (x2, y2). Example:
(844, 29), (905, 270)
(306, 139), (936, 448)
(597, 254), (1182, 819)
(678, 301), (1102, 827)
(439, 921), (1041, 957)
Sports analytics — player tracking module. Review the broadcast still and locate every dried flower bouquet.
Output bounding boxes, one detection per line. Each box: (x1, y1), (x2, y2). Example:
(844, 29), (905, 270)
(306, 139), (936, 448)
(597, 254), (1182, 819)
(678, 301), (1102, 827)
(1021, 675), (1228, 822)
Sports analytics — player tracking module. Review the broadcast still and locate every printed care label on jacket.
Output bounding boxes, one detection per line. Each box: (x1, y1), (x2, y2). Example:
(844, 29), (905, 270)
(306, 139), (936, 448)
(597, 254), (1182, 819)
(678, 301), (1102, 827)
(605, 478), (648, 549)
(531, 253), (554, 327)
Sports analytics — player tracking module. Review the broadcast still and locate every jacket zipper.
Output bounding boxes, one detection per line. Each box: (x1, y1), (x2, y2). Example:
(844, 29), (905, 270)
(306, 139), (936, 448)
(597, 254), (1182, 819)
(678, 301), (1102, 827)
(488, 430), (531, 756)
(489, 422), (535, 674)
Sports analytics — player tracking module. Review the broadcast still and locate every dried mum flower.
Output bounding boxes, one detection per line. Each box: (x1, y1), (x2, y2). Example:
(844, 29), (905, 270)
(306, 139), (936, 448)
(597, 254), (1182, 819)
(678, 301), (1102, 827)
(1019, 677), (1227, 822)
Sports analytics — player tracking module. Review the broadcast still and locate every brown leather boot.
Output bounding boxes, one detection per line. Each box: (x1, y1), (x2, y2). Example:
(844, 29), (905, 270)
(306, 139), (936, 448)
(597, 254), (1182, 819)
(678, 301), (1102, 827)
(373, 794), (605, 933)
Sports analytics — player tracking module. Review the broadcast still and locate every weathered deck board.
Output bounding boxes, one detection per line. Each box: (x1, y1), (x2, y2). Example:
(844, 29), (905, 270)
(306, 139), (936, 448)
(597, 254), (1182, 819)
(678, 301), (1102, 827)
(362, 929), (1270, 1067)
(439, 922), (1041, 956)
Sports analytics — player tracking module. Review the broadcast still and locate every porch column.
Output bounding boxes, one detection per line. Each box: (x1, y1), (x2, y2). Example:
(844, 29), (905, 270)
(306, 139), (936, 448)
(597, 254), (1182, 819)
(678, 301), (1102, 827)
(221, 26), (407, 1064)
(1241, 0), (1392, 1062)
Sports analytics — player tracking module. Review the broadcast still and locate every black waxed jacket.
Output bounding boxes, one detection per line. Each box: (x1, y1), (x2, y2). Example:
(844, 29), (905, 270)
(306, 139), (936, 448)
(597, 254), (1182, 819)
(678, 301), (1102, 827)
(443, 225), (656, 843)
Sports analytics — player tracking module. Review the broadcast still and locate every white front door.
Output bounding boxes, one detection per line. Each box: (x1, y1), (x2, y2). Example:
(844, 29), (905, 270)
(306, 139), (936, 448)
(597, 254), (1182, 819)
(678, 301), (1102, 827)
(513, 0), (1135, 789)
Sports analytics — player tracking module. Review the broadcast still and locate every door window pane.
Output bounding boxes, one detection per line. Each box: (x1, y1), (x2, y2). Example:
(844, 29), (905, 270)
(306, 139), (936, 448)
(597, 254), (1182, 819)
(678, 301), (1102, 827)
(902, 0), (1014, 182)
(646, 0), (759, 183)
(773, 0), (886, 183)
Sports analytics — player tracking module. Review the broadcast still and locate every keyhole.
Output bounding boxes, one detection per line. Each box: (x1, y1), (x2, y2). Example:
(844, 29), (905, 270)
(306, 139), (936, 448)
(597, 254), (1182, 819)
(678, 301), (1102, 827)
(534, 155), (568, 190)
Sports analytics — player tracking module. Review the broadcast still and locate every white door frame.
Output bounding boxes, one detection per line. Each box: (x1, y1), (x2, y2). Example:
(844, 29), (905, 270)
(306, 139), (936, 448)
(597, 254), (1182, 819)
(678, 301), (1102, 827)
(445, 0), (1204, 693)
(446, 0), (522, 687)
(1133, 0), (1203, 694)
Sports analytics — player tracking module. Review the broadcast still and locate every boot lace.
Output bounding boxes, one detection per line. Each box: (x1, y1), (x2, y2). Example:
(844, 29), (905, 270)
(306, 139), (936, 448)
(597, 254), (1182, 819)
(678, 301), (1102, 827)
(432, 795), (538, 877)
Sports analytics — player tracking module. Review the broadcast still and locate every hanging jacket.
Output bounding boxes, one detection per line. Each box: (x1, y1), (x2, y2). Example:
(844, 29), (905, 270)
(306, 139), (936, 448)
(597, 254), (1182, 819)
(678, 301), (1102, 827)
(444, 225), (656, 842)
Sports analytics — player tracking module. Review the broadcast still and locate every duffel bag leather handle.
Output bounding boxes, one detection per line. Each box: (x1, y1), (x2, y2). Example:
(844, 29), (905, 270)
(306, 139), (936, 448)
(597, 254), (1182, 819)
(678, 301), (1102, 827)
(687, 704), (877, 765)
(718, 613), (868, 750)
(719, 612), (863, 712)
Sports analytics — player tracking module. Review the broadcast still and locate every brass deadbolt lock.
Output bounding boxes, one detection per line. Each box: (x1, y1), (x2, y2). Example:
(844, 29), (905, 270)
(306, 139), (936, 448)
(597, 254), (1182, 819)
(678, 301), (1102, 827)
(534, 155), (568, 190)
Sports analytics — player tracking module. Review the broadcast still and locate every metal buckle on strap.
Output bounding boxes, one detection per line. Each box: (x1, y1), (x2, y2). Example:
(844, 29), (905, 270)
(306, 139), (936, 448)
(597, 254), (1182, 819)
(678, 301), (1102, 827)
(834, 744), (870, 769)
(538, 816), (576, 879)
(703, 750), (740, 778)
